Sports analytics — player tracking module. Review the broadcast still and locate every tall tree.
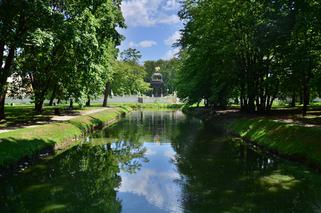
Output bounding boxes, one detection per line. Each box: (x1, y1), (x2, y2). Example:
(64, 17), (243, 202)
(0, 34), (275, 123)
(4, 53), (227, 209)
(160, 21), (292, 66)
(177, 0), (321, 114)
(0, 0), (51, 118)
(13, 0), (125, 112)
(120, 48), (142, 64)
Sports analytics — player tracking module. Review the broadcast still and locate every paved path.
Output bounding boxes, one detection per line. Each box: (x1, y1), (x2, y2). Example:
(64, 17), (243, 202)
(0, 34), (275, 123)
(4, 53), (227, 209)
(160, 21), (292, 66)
(51, 108), (110, 121)
(0, 108), (112, 134)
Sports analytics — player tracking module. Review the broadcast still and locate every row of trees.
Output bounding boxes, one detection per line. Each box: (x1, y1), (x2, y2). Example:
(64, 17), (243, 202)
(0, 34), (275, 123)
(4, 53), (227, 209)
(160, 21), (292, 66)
(176, 0), (321, 115)
(0, 1), (151, 120)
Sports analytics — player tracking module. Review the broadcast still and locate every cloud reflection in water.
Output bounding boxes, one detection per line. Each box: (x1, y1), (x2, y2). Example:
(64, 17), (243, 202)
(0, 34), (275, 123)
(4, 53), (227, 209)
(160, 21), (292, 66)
(118, 143), (182, 213)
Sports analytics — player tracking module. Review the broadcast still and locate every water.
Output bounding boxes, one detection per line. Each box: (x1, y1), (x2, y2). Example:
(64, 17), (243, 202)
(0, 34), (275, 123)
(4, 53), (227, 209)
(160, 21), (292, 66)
(1, 110), (321, 212)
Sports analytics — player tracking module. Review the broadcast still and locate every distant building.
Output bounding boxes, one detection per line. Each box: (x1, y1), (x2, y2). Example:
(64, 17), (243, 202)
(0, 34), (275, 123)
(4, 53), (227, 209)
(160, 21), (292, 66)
(150, 67), (164, 97)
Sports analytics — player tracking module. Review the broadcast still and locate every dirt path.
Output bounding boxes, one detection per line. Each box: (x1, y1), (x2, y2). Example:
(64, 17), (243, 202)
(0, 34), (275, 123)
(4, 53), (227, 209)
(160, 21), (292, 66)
(0, 108), (112, 134)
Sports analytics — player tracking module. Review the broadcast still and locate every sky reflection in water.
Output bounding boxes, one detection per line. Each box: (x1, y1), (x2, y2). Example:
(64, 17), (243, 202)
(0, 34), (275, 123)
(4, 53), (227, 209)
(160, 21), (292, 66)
(118, 142), (182, 213)
(2, 110), (321, 212)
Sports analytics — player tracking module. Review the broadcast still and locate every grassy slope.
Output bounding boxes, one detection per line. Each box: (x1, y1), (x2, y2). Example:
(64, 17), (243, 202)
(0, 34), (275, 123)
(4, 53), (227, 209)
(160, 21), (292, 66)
(229, 118), (321, 167)
(0, 106), (131, 168)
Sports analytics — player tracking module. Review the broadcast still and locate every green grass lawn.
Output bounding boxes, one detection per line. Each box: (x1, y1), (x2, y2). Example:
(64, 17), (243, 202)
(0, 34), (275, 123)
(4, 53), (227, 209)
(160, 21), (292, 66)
(0, 106), (131, 169)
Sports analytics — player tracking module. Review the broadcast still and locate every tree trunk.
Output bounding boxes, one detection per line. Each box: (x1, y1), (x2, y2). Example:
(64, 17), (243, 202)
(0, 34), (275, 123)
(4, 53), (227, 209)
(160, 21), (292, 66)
(0, 46), (15, 120)
(49, 87), (57, 106)
(299, 90), (303, 105)
(34, 92), (45, 114)
(86, 96), (91, 107)
(103, 82), (111, 107)
(248, 97), (256, 113)
(0, 86), (7, 120)
(69, 99), (73, 108)
(49, 97), (54, 106)
(0, 41), (5, 69)
(302, 83), (309, 116)
(290, 92), (296, 107)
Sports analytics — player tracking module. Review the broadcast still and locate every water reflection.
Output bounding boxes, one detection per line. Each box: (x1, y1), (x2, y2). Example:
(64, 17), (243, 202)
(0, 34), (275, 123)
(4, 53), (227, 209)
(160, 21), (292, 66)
(0, 139), (146, 212)
(118, 143), (182, 213)
(91, 111), (187, 212)
(171, 120), (321, 212)
(1, 110), (321, 212)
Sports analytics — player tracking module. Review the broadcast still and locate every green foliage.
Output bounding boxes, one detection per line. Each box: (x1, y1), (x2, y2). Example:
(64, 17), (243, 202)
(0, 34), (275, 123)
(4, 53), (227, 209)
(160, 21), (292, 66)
(110, 60), (150, 96)
(120, 48), (142, 64)
(177, 0), (321, 114)
(0, 0), (125, 115)
(103, 48), (150, 99)
(143, 58), (179, 95)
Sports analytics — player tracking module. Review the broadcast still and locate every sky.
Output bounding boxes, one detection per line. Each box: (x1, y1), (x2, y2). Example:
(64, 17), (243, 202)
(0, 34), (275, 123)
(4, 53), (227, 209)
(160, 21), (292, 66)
(118, 0), (183, 62)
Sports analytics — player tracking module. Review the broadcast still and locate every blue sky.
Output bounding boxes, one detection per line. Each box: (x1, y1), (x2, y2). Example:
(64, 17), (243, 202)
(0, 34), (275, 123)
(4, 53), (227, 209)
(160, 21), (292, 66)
(118, 0), (182, 62)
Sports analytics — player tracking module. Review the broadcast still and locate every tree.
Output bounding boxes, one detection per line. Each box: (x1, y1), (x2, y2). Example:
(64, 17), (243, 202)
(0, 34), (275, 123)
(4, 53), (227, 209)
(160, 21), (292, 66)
(120, 48), (142, 64)
(0, 0), (54, 118)
(176, 0), (321, 114)
(103, 49), (148, 107)
(11, 0), (125, 112)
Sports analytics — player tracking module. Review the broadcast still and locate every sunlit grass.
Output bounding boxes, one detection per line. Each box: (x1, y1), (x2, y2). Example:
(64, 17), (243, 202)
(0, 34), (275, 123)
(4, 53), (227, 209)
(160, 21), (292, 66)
(229, 118), (321, 167)
(0, 107), (130, 168)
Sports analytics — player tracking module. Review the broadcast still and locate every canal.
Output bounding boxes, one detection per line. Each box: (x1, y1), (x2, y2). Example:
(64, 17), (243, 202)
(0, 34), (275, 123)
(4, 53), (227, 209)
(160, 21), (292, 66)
(1, 110), (321, 212)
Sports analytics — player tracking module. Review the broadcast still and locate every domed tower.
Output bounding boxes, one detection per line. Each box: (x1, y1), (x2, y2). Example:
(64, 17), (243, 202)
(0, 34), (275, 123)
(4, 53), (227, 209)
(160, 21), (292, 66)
(151, 67), (164, 97)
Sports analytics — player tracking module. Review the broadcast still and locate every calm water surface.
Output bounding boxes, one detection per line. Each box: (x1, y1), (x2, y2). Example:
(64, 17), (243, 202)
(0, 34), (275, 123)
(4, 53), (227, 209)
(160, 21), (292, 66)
(1, 110), (321, 212)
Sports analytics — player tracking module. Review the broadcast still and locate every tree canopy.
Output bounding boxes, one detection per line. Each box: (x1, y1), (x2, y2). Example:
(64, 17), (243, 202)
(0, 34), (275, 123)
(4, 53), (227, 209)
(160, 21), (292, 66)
(176, 0), (321, 115)
(0, 0), (125, 115)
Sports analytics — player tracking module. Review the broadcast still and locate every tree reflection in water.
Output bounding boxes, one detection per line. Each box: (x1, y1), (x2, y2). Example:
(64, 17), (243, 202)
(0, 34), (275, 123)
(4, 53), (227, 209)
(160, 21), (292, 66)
(2, 111), (321, 212)
(0, 139), (146, 212)
(171, 120), (321, 212)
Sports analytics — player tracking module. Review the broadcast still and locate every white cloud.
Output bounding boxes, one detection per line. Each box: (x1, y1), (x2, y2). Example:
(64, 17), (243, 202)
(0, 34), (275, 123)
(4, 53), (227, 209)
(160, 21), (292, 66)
(129, 40), (157, 48)
(164, 31), (181, 46)
(163, 0), (180, 11)
(118, 144), (182, 213)
(163, 31), (181, 59)
(158, 15), (180, 25)
(163, 47), (180, 60)
(119, 169), (182, 212)
(139, 40), (157, 48)
(121, 0), (181, 27)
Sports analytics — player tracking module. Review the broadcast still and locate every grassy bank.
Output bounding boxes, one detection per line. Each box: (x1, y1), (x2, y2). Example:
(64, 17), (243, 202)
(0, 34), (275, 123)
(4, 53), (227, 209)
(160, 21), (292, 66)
(0, 106), (131, 169)
(228, 118), (321, 169)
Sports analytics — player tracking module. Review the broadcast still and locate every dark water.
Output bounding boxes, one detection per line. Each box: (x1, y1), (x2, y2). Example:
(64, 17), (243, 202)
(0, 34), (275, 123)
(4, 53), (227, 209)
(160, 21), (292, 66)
(1, 110), (321, 213)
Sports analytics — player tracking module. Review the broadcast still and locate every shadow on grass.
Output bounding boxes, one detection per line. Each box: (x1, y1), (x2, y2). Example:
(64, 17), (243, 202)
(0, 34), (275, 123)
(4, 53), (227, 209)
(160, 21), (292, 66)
(1, 106), (82, 129)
